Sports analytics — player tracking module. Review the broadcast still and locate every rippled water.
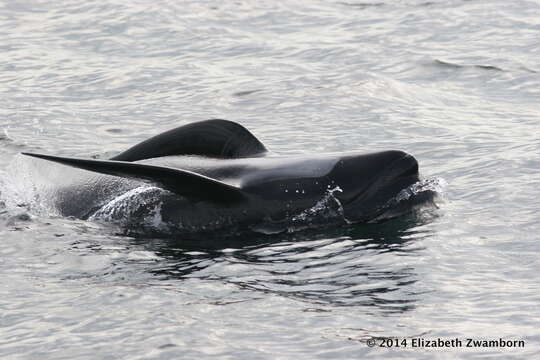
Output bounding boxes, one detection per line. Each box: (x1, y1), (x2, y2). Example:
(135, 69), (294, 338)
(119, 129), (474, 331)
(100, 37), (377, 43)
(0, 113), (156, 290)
(1, 0), (539, 358)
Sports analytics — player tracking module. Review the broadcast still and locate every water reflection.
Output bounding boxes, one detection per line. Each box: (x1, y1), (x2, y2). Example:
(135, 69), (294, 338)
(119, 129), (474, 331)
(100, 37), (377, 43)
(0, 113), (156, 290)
(133, 213), (437, 313)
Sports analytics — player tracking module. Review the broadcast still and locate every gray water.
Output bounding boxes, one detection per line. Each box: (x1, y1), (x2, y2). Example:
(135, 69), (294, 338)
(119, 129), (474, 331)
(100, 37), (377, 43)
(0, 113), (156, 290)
(1, 0), (539, 358)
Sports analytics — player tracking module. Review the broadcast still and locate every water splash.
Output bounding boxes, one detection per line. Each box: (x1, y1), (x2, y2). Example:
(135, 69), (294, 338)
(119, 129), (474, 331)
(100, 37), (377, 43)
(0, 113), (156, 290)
(290, 186), (346, 225)
(89, 186), (170, 233)
(253, 187), (348, 235)
(370, 177), (447, 223)
(393, 177), (447, 203)
(0, 155), (59, 217)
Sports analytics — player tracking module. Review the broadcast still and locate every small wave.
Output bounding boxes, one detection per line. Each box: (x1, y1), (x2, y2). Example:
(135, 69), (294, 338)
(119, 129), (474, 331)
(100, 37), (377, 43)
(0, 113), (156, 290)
(339, 1), (436, 9)
(232, 89), (261, 97)
(338, 2), (385, 9)
(432, 59), (504, 72)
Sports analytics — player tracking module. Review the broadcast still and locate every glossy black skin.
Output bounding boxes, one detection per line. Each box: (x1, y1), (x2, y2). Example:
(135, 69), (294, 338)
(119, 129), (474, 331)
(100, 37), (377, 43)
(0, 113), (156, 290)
(32, 150), (418, 232)
(23, 120), (420, 233)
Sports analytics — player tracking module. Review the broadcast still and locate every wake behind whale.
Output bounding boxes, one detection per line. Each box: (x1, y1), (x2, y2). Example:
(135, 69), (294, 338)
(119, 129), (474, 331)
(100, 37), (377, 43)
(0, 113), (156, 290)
(14, 119), (441, 236)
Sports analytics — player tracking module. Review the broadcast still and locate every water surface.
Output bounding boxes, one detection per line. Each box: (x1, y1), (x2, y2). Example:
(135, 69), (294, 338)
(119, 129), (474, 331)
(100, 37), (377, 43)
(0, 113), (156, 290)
(1, 0), (539, 358)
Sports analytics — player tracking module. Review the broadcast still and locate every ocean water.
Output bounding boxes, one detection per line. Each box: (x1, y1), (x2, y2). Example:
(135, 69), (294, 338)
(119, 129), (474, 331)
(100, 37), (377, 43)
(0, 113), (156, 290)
(1, 0), (539, 358)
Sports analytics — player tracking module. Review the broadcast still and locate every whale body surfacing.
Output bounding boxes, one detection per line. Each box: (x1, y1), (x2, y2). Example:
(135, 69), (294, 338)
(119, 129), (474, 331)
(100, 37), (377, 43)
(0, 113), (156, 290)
(22, 119), (432, 235)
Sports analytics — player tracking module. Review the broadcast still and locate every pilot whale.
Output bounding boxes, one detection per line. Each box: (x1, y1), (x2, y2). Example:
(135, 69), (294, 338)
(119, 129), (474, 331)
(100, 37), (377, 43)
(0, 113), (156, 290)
(22, 119), (426, 235)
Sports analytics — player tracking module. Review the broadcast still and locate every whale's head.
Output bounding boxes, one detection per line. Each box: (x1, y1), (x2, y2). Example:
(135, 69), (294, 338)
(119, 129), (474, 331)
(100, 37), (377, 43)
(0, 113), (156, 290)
(329, 150), (422, 222)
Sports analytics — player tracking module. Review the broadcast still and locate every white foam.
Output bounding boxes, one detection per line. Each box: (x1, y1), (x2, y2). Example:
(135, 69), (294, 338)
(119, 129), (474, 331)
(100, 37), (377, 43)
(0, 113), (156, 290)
(394, 177), (447, 203)
(90, 186), (170, 233)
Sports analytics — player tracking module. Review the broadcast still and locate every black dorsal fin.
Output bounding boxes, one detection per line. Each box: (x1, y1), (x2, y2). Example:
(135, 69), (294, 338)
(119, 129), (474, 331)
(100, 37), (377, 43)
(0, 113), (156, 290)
(111, 119), (267, 162)
(22, 152), (246, 204)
